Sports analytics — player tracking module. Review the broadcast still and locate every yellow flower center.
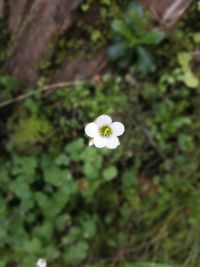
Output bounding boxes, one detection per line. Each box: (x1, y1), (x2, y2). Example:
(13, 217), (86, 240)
(99, 125), (112, 137)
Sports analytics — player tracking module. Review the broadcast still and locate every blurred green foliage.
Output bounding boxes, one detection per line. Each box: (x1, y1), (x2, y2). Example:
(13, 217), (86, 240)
(108, 2), (165, 74)
(0, 1), (200, 267)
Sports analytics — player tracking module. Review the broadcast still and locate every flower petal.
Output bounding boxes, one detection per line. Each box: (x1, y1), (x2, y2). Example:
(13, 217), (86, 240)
(88, 139), (94, 147)
(96, 114), (112, 126)
(111, 122), (125, 136)
(85, 122), (98, 137)
(106, 136), (120, 149)
(94, 136), (107, 148)
(36, 259), (47, 267)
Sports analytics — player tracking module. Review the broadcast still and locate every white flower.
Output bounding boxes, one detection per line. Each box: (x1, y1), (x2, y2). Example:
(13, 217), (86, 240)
(85, 114), (125, 149)
(36, 259), (47, 267)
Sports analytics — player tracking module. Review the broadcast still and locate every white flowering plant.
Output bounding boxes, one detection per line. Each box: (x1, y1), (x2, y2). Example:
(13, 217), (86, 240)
(36, 258), (47, 267)
(85, 114), (125, 149)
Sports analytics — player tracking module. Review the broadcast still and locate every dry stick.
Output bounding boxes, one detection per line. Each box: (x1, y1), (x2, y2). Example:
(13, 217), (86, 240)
(163, 0), (193, 22)
(0, 80), (84, 109)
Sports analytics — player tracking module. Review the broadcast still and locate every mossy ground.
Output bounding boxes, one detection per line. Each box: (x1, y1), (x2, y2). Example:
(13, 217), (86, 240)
(0, 2), (200, 267)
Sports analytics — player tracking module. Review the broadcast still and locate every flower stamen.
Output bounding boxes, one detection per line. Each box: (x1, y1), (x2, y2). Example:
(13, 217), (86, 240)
(99, 125), (112, 137)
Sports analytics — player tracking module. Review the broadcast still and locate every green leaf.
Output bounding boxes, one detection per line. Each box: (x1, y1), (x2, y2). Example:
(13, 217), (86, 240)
(137, 47), (155, 75)
(22, 238), (42, 254)
(140, 31), (165, 45)
(64, 241), (89, 263)
(55, 214), (71, 231)
(81, 1), (91, 12)
(10, 176), (32, 200)
(35, 192), (49, 211)
(21, 256), (38, 267)
(101, 0), (111, 5)
(82, 218), (96, 239)
(33, 222), (54, 240)
(82, 148), (103, 178)
(193, 32), (200, 43)
(55, 154), (69, 166)
(128, 2), (144, 18)
(183, 71), (199, 88)
(0, 75), (19, 91)
(111, 20), (133, 40)
(65, 138), (85, 161)
(177, 52), (192, 69)
(91, 30), (102, 42)
(12, 156), (37, 176)
(108, 43), (127, 61)
(44, 166), (71, 187)
(0, 261), (6, 267)
(126, 2), (145, 30)
(103, 166), (118, 181)
(45, 245), (60, 260)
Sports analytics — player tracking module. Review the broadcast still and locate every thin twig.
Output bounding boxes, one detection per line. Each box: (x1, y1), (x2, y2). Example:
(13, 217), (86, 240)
(0, 80), (84, 109)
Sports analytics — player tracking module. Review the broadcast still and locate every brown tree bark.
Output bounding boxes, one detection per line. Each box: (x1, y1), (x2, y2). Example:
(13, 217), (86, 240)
(52, 47), (107, 82)
(8, 0), (34, 34)
(4, 0), (84, 83)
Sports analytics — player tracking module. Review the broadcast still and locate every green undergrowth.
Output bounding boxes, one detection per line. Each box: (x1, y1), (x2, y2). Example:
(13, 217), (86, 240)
(0, 1), (200, 267)
(1, 69), (200, 266)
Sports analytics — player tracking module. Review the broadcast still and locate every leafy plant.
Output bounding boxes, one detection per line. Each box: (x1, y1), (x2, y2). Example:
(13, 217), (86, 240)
(108, 1), (165, 74)
(177, 52), (199, 88)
